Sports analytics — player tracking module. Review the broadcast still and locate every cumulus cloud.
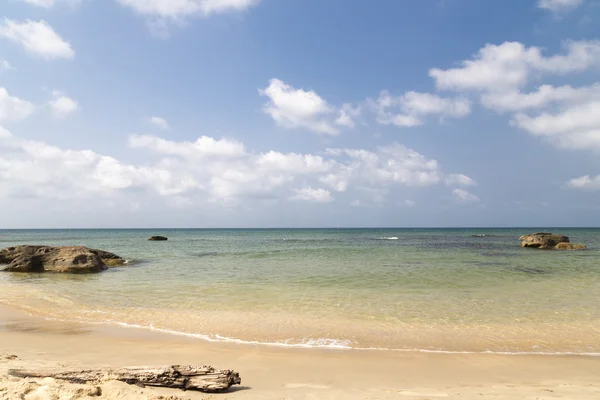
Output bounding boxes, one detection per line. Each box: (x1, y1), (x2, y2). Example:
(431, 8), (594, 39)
(481, 83), (600, 112)
(117, 0), (260, 35)
(0, 88), (35, 121)
(117, 0), (260, 18)
(0, 19), (75, 60)
(48, 91), (79, 118)
(453, 189), (480, 202)
(445, 174), (477, 187)
(428, 39), (600, 157)
(372, 90), (471, 127)
(538, 0), (585, 12)
(0, 127), (474, 209)
(260, 79), (346, 135)
(290, 187), (333, 203)
(567, 175), (600, 190)
(512, 101), (600, 151)
(20, 0), (81, 7)
(430, 41), (600, 93)
(335, 103), (361, 128)
(148, 116), (170, 130)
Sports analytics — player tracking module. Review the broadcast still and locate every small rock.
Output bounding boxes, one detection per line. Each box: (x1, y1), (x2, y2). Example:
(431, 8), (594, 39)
(520, 233), (570, 249)
(148, 236), (168, 241)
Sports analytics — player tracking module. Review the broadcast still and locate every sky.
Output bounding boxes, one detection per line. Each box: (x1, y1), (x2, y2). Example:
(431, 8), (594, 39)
(1, 0), (600, 228)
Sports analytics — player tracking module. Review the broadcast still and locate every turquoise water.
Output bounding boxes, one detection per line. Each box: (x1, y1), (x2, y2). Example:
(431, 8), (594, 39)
(1, 228), (599, 354)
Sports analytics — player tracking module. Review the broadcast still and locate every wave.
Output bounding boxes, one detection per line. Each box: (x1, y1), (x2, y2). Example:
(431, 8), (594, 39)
(377, 237), (399, 240)
(51, 317), (600, 357)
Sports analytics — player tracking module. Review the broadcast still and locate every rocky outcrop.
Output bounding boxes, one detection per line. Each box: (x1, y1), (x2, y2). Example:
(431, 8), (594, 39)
(520, 233), (570, 249)
(148, 236), (168, 241)
(519, 233), (586, 250)
(555, 243), (587, 250)
(0, 246), (125, 273)
(519, 232), (552, 240)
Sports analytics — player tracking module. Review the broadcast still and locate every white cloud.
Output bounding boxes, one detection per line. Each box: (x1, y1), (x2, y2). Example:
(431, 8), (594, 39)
(148, 116), (170, 130)
(290, 187), (333, 203)
(19, 0), (81, 7)
(567, 175), (600, 190)
(427, 39), (600, 155)
(0, 88), (35, 121)
(0, 19), (75, 60)
(453, 189), (480, 202)
(117, 0), (260, 18)
(1, 60), (12, 70)
(481, 83), (600, 112)
(0, 127), (473, 208)
(117, 0), (260, 34)
(445, 173), (477, 187)
(335, 103), (361, 128)
(430, 41), (600, 93)
(538, 0), (585, 12)
(48, 91), (79, 118)
(372, 90), (470, 127)
(512, 101), (600, 151)
(130, 134), (246, 158)
(116, 0), (261, 38)
(260, 79), (342, 135)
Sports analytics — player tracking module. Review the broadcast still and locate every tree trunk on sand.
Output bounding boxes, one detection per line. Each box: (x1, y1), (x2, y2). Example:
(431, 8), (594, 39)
(9, 365), (241, 393)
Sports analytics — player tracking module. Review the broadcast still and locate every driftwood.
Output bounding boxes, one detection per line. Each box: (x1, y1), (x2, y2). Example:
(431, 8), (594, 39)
(9, 365), (241, 393)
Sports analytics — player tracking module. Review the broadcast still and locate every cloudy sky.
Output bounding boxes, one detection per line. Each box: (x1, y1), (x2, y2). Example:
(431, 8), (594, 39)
(1, 0), (599, 228)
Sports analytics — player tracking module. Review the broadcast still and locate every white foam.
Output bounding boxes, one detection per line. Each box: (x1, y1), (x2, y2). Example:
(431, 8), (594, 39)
(378, 237), (399, 240)
(65, 318), (600, 357)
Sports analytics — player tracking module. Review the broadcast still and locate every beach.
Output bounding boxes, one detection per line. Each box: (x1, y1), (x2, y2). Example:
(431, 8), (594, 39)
(2, 306), (600, 400)
(2, 228), (600, 398)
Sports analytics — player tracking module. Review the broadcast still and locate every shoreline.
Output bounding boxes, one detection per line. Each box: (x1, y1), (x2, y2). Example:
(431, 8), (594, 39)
(4, 301), (600, 357)
(2, 305), (600, 399)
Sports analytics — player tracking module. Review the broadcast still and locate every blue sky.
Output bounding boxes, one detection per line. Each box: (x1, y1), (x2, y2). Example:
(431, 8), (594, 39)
(1, 0), (599, 228)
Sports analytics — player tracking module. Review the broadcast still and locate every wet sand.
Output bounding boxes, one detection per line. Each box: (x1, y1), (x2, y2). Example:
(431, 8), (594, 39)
(1, 305), (600, 399)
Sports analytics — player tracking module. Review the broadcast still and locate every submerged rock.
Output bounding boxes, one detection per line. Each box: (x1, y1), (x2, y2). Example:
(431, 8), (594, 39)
(0, 245), (125, 273)
(148, 236), (168, 241)
(555, 243), (587, 250)
(520, 233), (570, 249)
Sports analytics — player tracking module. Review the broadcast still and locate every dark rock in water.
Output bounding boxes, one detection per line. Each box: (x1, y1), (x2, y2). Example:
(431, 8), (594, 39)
(148, 236), (168, 241)
(0, 246), (126, 273)
(519, 232), (571, 249)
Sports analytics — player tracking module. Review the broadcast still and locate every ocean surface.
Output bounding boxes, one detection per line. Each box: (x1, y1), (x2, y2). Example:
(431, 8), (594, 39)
(1, 228), (599, 355)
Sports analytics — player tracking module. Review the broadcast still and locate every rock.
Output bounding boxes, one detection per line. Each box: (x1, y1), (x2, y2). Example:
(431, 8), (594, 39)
(89, 249), (127, 267)
(0, 246), (124, 273)
(520, 233), (570, 249)
(519, 232), (552, 240)
(148, 236), (168, 241)
(555, 243), (587, 250)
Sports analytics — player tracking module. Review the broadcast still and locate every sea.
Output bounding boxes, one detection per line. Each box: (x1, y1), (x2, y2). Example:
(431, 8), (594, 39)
(1, 228), (599, 355)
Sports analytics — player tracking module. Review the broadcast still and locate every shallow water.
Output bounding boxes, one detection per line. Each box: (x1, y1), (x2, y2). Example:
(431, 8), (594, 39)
(1, 228), (599, 354)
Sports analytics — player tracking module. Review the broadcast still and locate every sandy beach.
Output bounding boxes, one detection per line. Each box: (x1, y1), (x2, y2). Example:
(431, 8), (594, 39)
(1, 306), (599, 400)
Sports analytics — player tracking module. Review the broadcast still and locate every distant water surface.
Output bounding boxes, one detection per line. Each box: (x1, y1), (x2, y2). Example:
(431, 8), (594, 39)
(1, 228), (599, 354)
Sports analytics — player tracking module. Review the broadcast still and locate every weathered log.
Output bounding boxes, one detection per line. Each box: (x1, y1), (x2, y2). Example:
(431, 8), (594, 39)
(9, 365), (241, 393)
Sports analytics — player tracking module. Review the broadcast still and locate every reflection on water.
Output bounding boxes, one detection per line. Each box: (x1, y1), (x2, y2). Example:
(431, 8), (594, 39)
(1, 228), (599, 353)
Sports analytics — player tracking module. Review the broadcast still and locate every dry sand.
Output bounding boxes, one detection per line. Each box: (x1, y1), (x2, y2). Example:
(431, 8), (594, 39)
(1, 306), (600, 399)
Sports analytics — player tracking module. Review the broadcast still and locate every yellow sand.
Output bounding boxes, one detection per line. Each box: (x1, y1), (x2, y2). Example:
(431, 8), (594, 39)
(1, 306), (599, 399)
